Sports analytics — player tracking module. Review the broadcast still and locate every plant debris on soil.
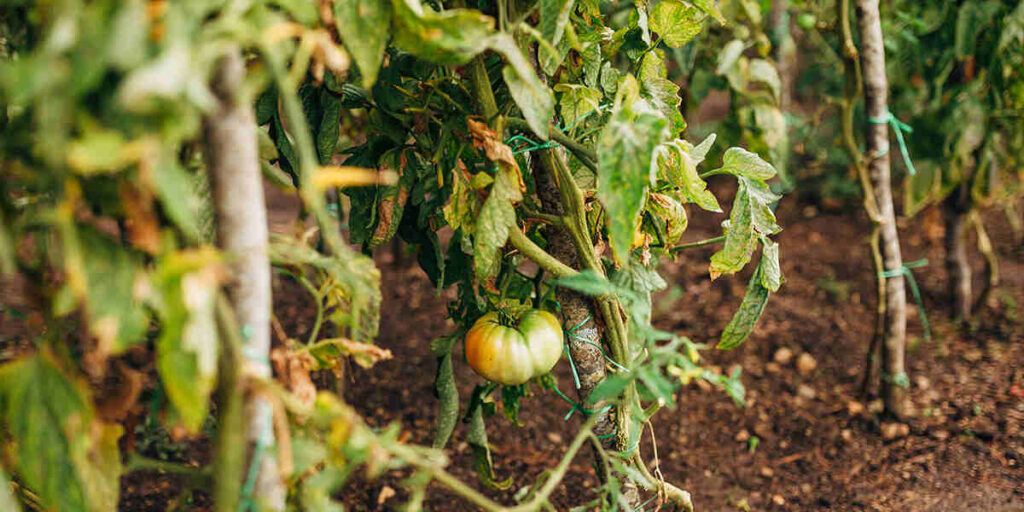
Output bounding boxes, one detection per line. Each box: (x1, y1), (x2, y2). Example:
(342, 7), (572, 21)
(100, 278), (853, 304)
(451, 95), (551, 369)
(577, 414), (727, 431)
(21, 187), (1019, 511)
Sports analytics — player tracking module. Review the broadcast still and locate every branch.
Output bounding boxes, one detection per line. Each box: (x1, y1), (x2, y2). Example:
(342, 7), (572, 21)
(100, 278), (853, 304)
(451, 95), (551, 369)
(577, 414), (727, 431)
(670, 235), (726, 252)
(507, 227), (578, 278)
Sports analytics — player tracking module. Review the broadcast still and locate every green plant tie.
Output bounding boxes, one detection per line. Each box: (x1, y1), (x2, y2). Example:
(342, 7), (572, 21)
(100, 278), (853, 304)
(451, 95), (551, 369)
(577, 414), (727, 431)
(238, 438), (266, 512)
(563, 314), (630, 375)
(878, 259), (931, 341)
(868, 110), (917, 176)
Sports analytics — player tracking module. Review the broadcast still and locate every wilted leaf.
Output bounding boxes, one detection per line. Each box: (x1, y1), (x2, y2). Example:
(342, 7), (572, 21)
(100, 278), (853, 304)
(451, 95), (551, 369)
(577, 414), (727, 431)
(270, 235), (382, 343)
(540, 0), (575, 46)
(639, 52), (686, 136)
(718, 262), (771, 349)
(648, 192), (688, 245)
(271, 347), (319, 408)
(759, 237), (783, 292)
(468, 397), (512, 489)
(691, 0), (726, 24)
(430, 335), (459, 449)
(748, 59), (781, 102)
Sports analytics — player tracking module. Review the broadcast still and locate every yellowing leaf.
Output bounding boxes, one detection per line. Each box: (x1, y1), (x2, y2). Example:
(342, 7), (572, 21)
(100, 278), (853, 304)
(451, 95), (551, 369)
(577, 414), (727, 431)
(313, 166), (397, 189)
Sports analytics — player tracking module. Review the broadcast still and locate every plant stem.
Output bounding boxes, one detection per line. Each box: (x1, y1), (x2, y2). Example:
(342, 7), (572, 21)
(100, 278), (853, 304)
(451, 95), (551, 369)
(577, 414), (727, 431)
(205, 45), (284, 511)
(507, 227), (578, 278)
(855, 0), (908, 418)
(126, 454), (212, 488)
(671, 235), (726, 252)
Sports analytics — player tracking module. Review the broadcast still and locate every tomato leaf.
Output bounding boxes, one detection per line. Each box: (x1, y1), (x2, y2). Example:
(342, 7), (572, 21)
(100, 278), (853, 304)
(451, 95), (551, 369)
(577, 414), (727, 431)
(658, 138), (721, 212)
(390, 0), (495, 65)
(430, 335), (460, 449)
(467, 398), (513, 489)
(0, 354), (122, 512)
(334, 0), (391, 88)
(639, 51), (686, 136)
(649, 0), (705, 48)
(597, 75), (670, 267)
(60, 224), (149, 357)
(491, 34), (555, 139)
(718, 262), (770, 350)
(151, 249), (222, 433)
(759, 237), (783, 292)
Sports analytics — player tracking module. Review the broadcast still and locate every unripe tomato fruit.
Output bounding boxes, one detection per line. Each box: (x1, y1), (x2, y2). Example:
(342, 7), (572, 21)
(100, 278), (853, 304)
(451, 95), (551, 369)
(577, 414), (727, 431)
(464, 310), (564, 385)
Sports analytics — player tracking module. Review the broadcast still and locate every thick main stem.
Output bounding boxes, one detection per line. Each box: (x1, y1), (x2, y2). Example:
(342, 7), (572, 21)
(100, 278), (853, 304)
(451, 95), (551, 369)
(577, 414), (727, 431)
(944, 183), (972, 321)
(204, 46), (286, 511)
(855, 0), (908, 417)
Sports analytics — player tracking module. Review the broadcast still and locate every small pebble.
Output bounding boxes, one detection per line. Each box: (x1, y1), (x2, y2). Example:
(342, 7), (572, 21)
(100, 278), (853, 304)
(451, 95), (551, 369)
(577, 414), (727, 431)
(760, 466), (774, 478)
(797, 353), (818, 376)
(772, 495), (786, 506)
(881, 422), (910, 440)
(774, 347), (794, 365)
(797, 384), (817, 400)
(735, 429), (751, 442)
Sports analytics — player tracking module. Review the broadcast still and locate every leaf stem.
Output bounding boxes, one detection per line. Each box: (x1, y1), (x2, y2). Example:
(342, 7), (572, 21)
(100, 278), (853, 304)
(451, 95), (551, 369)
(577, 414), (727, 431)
(670, 235), (726, 252)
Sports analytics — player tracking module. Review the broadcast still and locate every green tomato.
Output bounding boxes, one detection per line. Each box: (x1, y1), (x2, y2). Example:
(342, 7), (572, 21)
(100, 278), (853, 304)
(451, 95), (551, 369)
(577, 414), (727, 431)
(797, 13), (817, 30)
(464, 310), (564, 385)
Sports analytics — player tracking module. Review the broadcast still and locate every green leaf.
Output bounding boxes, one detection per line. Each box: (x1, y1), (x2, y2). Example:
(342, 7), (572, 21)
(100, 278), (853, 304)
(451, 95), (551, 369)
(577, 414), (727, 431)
(61, 225), (149, 355)
(718, 263), (770, 349)
(317, 90), (344, 164)
(709, 185), (756, 278)
(431, 335), (459, 449)
(152, 152), (208, 243)
(554, 83), (602, 129)
(473, 163), (523, 280)
(390, 0), (495, 65)
(748, 59), (781, 103)
(659, 139), (721, 212)
(759, 237), (782, 292)
(649, 0), (705, 47)
(691, 0), (726, 25)
(711, 147), (777, 180)
(468, 398), (512, 489)
(151, 249), (222, 433)
(492, 34), (555, 139)
(0, 354), (122, 512)
(639, 52), (686, 136)
(597, 75), (670, 266)
(552, 269), (617, 297)
(540, 0), (575, 46)
(334, 0), (391, 88)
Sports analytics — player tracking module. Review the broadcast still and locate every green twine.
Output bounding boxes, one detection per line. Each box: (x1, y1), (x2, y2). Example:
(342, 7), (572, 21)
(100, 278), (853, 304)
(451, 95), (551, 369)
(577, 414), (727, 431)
(564, 314), (630, 374)
(868, 110), (917, 176)
(879, 259), (932, 341)
(238, 438), (266, 512)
